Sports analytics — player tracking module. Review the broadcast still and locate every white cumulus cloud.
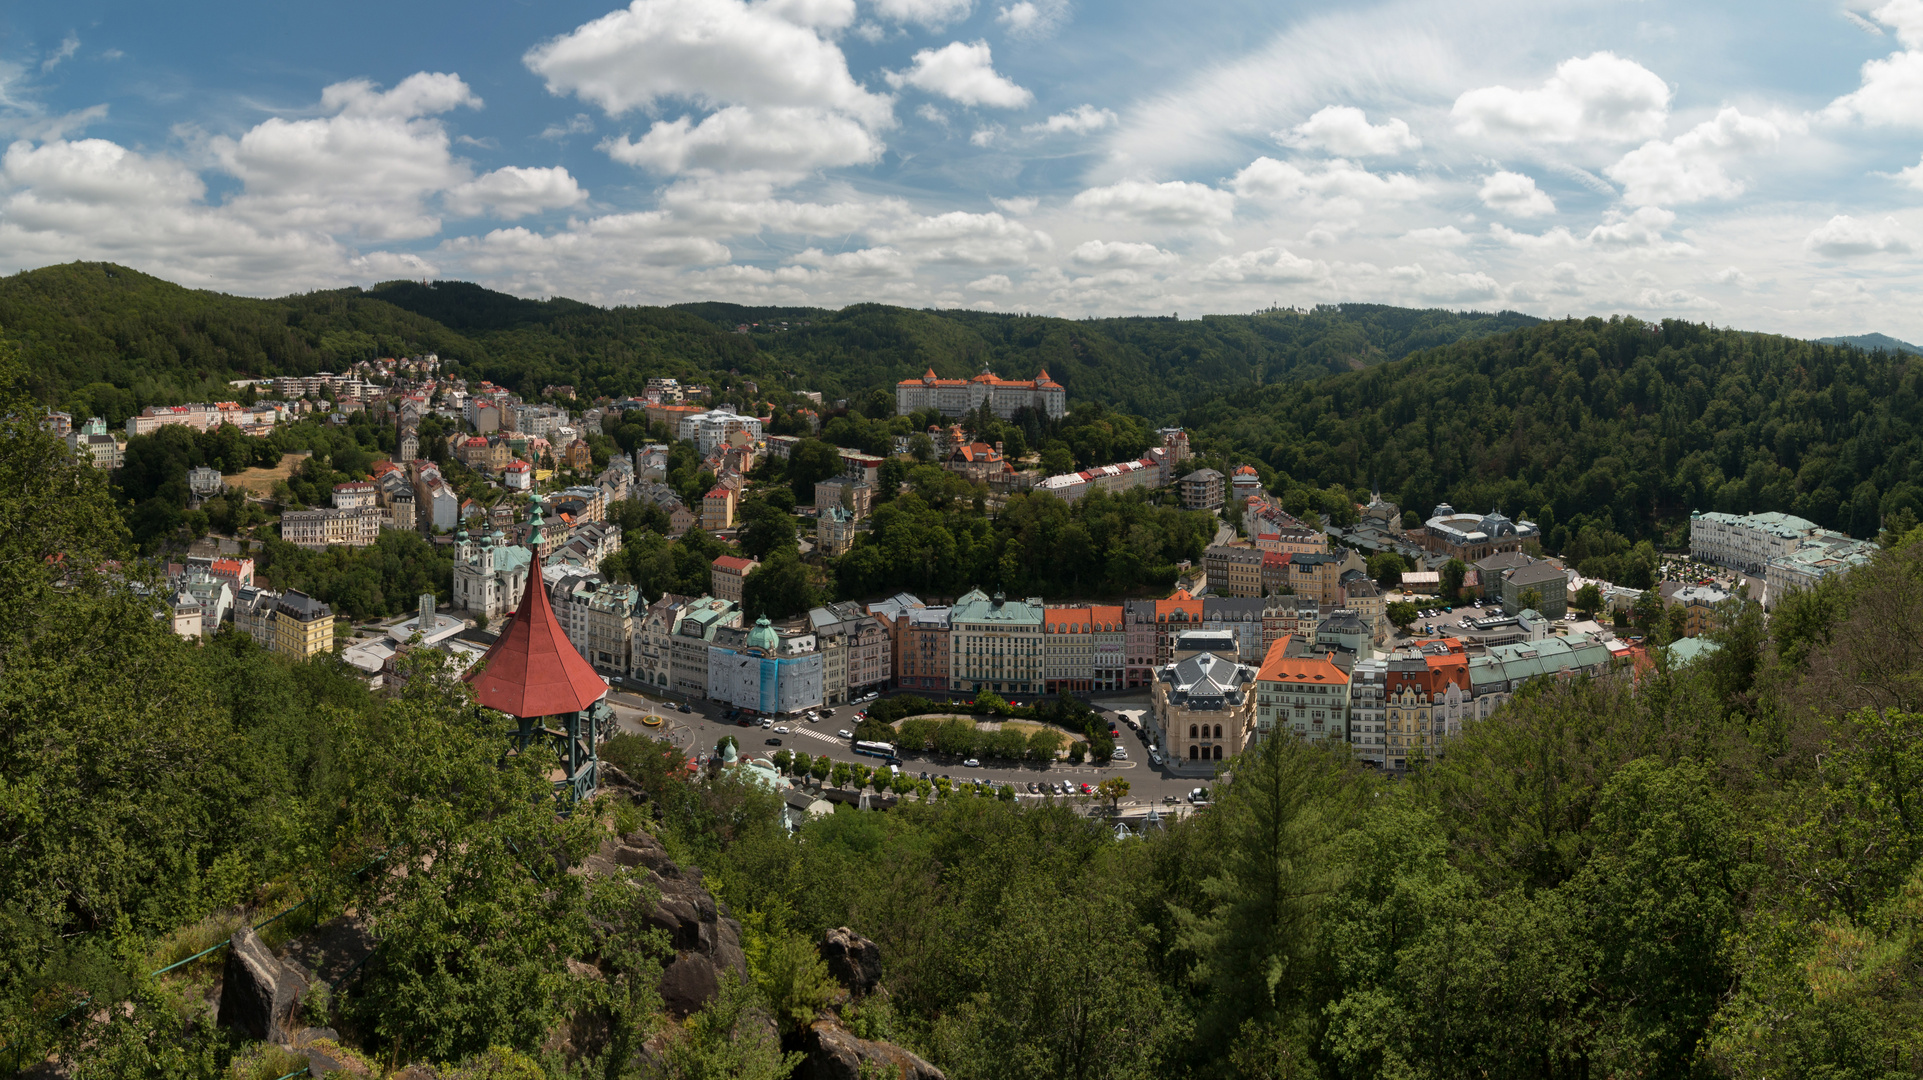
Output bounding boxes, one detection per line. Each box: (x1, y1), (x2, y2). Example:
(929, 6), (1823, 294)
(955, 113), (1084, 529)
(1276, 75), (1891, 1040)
(1201, 246), (1321, 283)
(1023, 104), (1115, 135)
(1280, 105), (1419, 156)
(526, 0), (887, 122)
(526, 0), (891, 181)
(445, 166), (588, 218)
(1828, 2), (1923, 127)
(1452, 52), (1671, 144)
(1071, 179), (1235, 227)
(871, 0), (974, 28)
(1231, 156), (1426, 218)
(1070, 240), (1180, 268)
(0, 137), (369, 293)
(604, 105), (884, 175)
(1805, 214), (1912, 256)
(871, 210), (1051, 263)
(760, 0), (859, 29)
(1606, 107), (1780, 205)
(1587, 205), (1684, 249)
(210, 72), (484, 242)
(1477, 171), (1556, 217)
(1402, 225), (1469, 246)
(886, 41), (1033, 109)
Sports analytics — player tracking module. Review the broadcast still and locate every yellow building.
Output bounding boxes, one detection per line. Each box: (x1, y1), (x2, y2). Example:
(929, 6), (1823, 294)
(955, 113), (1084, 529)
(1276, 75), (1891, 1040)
(271, 590), (336, 659)
(1676, 584), (1732, 637)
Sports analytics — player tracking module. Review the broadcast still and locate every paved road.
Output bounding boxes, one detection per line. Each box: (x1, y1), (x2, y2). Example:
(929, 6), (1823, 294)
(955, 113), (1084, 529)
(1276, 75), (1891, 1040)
(601, 689), (1214, 812)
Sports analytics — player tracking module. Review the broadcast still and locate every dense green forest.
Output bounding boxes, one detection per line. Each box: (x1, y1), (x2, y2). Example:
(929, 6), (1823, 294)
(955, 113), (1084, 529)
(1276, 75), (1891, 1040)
(1190, 315), (1923, 548)
(2, 262), (1535, 424)
(10, 324), (1923, 1078)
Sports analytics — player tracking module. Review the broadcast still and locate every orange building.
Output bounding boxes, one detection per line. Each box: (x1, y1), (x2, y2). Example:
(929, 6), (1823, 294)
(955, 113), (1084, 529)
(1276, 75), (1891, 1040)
(1255, 635), (1351, 744)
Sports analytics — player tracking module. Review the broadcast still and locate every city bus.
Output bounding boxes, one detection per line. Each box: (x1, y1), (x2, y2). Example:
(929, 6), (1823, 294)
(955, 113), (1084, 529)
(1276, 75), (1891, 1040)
(853, 740), (900, 765)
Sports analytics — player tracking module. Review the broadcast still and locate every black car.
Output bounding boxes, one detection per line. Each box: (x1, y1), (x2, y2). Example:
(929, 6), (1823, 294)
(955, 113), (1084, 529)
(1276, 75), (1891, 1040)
(765, 738), (783, 746)
(677, 703), (692, 713)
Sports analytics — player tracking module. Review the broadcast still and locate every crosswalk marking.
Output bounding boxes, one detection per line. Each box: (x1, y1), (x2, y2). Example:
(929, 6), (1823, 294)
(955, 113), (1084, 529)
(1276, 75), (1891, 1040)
(793, 728), (840, 745)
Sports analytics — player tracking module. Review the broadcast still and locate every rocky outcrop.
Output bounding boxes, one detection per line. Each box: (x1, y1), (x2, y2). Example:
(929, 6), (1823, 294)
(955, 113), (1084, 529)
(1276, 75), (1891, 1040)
(216, 924), (307, 1043)
(818, 928), (882, 997)
(579, 829), (748, 1019)
(795, 1018), (945, 1080)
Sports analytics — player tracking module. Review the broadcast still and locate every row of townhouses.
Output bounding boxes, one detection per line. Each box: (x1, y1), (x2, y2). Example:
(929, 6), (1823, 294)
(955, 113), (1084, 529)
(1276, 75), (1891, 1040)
(1140, 620), (1625, 776)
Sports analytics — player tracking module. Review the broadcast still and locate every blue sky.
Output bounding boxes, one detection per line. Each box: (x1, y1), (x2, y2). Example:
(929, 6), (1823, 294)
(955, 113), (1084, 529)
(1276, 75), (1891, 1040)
(4, 0), (1923, 339)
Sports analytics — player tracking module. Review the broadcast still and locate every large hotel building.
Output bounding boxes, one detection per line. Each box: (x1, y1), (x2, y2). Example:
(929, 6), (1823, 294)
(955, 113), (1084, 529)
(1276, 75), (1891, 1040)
(896, 367), (1067, 420)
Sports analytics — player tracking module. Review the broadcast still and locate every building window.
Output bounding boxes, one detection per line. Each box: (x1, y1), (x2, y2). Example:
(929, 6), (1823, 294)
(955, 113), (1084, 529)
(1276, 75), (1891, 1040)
(1189, 745), (1199, 760)
(1213, 724), (1223, 739)
(1189, 724), (1198, 738)
(1212, 745), (1223, 760)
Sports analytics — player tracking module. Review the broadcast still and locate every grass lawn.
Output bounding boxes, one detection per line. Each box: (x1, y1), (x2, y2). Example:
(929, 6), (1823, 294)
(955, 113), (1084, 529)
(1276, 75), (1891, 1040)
(223, 451), (312, 496)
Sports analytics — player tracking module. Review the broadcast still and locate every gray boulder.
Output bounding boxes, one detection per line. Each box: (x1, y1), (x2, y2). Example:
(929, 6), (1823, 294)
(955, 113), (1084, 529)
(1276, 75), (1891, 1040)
(216, 924), (306, 1043)
(795, 1018), (945, 1080)
(658, 951), (723, 1019)
(578, 831), (747, 1018)
(818, 927), (883, 997)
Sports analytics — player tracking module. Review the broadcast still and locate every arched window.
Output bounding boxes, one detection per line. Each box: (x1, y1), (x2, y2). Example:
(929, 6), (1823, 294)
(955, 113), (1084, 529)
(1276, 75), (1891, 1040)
(1213, 724), (1223, 739)
(1189, 745), (1199, 760)
(1213, 744), (1223, 760)
(1189, 724), (1198, 738)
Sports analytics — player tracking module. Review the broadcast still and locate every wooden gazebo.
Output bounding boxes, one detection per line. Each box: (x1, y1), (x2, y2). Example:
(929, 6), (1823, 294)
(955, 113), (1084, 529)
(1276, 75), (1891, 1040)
(465, 501), (612, 803)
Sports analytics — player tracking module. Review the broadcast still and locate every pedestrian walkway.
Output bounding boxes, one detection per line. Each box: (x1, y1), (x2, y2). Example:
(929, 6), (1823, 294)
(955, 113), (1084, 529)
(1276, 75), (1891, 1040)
(793, 727), (841, 746)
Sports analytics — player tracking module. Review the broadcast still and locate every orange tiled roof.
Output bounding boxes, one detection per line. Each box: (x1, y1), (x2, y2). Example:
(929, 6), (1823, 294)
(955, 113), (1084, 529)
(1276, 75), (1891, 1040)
(1046, 607), (1093, 632)
(1257, 635), (1351, 683)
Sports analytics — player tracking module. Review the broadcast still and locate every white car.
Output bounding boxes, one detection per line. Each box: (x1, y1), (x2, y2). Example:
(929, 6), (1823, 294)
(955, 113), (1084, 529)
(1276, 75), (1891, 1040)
(962, 758), (980, 768)
(1112, 747), (1127, 759)
(772, 725), (790, 734)
(760, 717), (773, 728)
(837, 729), (854, 740)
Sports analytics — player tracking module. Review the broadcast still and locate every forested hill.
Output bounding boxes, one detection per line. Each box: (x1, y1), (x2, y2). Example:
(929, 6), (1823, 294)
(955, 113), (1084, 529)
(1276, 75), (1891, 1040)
(1816, 332), (1922, 355)
(0, 263), (480, 416)
(1191, 315), (1923, 549)
(1, 262), (1534, 423)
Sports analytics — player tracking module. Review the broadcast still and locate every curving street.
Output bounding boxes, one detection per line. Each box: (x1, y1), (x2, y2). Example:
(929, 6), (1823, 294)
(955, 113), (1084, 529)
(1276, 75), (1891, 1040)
(602, 687), (1214, 816)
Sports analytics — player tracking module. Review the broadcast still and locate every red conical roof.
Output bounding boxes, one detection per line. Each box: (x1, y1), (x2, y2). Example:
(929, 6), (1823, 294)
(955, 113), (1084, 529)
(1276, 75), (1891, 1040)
(466, 567), (606, 718)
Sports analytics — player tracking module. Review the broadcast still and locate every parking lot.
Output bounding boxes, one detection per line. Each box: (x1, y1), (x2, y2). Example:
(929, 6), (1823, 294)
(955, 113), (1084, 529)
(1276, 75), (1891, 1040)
(603, 688), (1213, 811)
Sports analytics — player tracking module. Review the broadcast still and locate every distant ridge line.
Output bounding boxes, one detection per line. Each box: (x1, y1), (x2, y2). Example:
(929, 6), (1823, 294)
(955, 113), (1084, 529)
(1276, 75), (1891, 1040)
(1815, 332), (1923, 355)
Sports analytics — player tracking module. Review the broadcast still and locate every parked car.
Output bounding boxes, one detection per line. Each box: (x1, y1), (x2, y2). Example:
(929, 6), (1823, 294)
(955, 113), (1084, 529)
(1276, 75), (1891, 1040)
(962, 758), (981, 768)
(1163, 795), (1179, 804)
(1027, 782), (1040, 793)
(837, 729), (854, 740)
(677, 703), (692, 713)
(764, 738), (782, 746)
(1112, 747), (1128, 759)
(1080, 783), (1093, 794)
(1189, 787), (1210, 804)
(1148, 750), (1162, 766)
(760, 717), (772, 728)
